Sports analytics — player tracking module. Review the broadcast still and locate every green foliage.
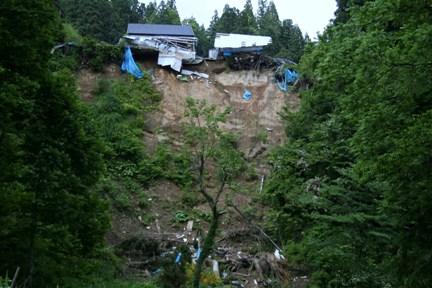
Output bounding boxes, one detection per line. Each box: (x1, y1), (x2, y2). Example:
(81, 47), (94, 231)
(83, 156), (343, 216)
(89, 76), (162, 214)
(157, 245), (191, 288)
(0, 1), (110, 286)
(63, 22), (83, 43)
(265, 0), (432, 287)
(59, 0), (306, 61)
(183, 17), (211, 57)
(49, 31), (122, 72)
(59, 0), (118, 43)
(0, 275), (11, 288)
(91, 76), (160, 164)
(211, 1), (306, 61)
(182, 97), (245, 288)
(59, 0), (181, 43)
(81, 38), (122, 71)
(68, 278), (159, 288)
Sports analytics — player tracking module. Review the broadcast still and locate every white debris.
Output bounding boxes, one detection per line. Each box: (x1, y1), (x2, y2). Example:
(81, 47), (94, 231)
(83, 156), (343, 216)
(274, 249), (285, 260)
(181, 69), (209, 79)
(212, 260), (220, 277)
(186, 220), (194, 232)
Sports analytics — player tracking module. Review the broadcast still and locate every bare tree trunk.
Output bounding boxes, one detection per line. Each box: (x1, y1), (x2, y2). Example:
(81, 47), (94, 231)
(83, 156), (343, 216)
(192, 205), (219, 288)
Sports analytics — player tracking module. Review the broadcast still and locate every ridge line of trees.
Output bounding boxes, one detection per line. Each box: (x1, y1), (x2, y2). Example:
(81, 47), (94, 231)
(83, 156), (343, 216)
(59, 0), (306, 61)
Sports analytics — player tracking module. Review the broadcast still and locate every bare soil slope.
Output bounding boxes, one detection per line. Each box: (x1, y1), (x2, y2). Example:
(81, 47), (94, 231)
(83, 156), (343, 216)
(77, 62), (301, 287)
(148, 63), (299, 155)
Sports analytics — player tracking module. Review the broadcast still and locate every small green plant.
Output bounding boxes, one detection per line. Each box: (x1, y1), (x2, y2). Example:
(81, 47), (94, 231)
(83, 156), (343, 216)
(137, 190), (150, 209)
(256, 129), (268, 144)
(113, 192), (132, 211)
(63, 23), (83, 43)
(0, 276), (11, 288)
(174, 211), (190, 223)
(182, 189), (200, 207)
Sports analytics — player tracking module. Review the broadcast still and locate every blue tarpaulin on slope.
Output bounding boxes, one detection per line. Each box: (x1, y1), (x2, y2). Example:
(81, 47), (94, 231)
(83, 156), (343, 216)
(121, 47), (143, 79)
(243, 89), (252, 101)
(277, 68), (298, 92)
(175, 252), (182, 264)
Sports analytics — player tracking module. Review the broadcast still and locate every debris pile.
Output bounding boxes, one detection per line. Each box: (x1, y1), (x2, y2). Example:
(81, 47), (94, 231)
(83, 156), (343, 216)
(123, 23), (201, 72)
(115, 215), (293, 287)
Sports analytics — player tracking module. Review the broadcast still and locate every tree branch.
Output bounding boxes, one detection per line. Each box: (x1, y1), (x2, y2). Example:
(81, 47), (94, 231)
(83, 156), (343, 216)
(215, 170), (228, 205)
(230, 204), (282, 252)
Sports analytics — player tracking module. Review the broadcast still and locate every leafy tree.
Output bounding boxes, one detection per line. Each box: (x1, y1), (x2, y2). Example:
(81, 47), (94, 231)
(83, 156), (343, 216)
(156, 0), (181, 24)
(182, 18), (210, 57)
(258, 1), (281, 54)
(238, 0), (258, 34)
(142, 1), (159, 23)
(207, 10), (220, 46)
(277, 19), (305, 62)
(215, 4), (241, 33)
(112, 0), (144, 36)
(0, 0), (109, 286)
(60, 0), (118, 43)
(181, 98), (244, 288)
(265, 0), (432, 286)
(334, 0), (370, 24)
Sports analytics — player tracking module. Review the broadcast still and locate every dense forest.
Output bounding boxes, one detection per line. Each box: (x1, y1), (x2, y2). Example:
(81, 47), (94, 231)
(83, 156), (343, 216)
(265, 0), (432, 287)
(1, 0), (431, 287)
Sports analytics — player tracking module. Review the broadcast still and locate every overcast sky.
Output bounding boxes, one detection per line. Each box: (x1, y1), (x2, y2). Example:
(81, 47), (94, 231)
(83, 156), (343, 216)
(140, 0), (337, 39)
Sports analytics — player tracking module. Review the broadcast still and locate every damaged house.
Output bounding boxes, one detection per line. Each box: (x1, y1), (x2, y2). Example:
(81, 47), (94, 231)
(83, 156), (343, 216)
(209, 33), (273, 70)
(209, 33), (272, 59)
(123, 23), (200, 72)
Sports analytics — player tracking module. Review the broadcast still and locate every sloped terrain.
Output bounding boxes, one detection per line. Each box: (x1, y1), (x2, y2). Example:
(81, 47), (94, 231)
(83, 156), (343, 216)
(77, 61), (301, 287)
(148, 63), (299, 155)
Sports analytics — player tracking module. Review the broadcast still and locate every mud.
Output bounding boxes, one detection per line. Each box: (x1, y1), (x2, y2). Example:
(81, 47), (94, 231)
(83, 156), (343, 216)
(148, 64), (299, 154)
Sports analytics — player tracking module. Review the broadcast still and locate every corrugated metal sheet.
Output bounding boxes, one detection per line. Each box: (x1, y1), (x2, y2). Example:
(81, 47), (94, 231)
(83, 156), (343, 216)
(157, 53), (182, 72)
(208, 48), (219, 60)
(127, 23), (195, 37)
(214, 33), (272, 49)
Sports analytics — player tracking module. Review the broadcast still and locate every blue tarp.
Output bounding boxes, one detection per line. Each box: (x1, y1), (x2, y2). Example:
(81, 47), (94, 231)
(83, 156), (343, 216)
(175, 252), (182, 264)
(222, 47), (263, 57)
(192, 247), (201, 263)
(277, 68), (299, 92)
(243, 89), (252, 101)
(121, 47), (143, 79)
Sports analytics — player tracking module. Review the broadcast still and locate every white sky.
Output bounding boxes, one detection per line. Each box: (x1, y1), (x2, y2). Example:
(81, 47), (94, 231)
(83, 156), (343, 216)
(140, 0), (337, 39)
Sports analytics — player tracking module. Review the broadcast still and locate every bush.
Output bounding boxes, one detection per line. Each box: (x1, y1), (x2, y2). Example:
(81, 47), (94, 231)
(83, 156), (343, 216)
(81, 38), (122, 71)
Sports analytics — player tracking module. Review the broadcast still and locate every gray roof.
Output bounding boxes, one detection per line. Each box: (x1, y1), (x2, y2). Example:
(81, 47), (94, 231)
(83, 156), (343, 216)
(127, 23), (195, 37)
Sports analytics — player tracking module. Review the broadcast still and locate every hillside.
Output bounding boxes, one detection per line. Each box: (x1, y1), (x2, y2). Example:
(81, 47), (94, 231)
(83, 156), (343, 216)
(3, 1), (432, 287)
(76, 58), (301, 287)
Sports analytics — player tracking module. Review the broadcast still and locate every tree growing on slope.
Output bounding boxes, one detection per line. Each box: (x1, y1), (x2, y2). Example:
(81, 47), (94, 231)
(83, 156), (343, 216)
(182, 98), (245, 288)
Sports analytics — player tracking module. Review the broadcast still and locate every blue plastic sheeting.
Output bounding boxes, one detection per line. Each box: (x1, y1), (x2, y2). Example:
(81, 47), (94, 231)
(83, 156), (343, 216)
(222, 47), (264, 56)
(175, 252), (182, 264)
(121, 47), (143, 79)
(192, 247), (201, 263)
(277, 69), (298, 92)
(243, 89), (252, 101)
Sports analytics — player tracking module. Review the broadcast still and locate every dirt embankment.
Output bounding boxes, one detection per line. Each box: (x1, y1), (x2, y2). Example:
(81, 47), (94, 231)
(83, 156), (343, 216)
(77, 62), (302, 287)
(147, 62), (299, 156)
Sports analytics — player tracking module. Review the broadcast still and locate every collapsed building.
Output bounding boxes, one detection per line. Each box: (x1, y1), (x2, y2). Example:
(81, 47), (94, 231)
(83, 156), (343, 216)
(209, 33), (272, 59)
(121, 25), (298, 90)
(123, 23), (201, 72)
(208, 33), (275, 70)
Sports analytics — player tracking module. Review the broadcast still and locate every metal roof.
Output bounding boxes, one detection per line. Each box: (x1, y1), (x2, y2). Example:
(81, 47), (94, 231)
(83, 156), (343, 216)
(127, 23), (195, 37)
(214, 33), (272, 49)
